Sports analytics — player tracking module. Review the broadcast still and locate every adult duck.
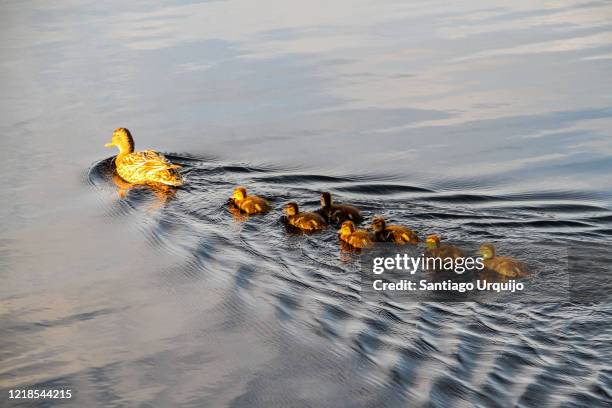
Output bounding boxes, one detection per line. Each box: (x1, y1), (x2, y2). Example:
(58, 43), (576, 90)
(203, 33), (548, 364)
(105, 128), (183, 186)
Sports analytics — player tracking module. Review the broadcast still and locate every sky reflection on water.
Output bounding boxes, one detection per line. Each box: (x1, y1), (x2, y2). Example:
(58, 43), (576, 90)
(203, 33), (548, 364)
(1, 1), (611, 406)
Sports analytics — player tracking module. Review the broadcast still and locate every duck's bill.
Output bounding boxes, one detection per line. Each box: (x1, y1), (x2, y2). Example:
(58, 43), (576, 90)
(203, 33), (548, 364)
(104, 142), (114, 147)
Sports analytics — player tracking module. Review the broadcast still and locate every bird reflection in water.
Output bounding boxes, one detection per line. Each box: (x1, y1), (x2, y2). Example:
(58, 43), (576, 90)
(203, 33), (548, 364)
(111, 171), (177, 211)
(339, 240), (363, 254)
(337, 240), (368, 264)
(476, 268), (524, 283)
(227, 203), (249, 222)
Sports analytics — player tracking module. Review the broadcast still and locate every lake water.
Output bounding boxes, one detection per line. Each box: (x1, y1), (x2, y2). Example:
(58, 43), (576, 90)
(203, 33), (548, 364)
(1, 1), (612, 406)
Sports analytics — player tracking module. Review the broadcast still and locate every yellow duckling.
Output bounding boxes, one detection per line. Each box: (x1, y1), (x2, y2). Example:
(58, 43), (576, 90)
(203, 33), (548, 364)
(338, 220), (373, 249)
(424, 234), (464, 260)
(104, 128), (183, 186)
(371, 216), (419, 244)
(231, 186), (271, 215)
(478, 243), (529, 278)
(284, 202), (326, 232)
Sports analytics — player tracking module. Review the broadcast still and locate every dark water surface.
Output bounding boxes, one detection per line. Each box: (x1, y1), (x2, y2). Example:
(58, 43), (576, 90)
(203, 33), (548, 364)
(1, 1), (612, 406)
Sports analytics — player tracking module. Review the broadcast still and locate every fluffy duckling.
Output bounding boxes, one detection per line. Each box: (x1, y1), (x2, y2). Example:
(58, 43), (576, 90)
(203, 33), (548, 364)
(338, 220), (373, 249)
(424, 234), (464, 260)
(478, 243), (529, 278)
(284, 202), (326, 232)
(316, 192), (363, 224)
(371, 216), (419, 244)
(105, 128), (183, 186)
(231, 186), (271, 215)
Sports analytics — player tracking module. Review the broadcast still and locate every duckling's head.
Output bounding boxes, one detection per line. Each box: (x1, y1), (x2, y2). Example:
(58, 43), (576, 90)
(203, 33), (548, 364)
(478, 243), (496, 260)
(321, 192), (332, 208)
(426, 234), (441, 249)
(338, 220), (356, 235)
(371, 216), (387, 233)
(232, 186), (248, 202)
(285, 202), (299, 216)
(105, 128), (134, 154)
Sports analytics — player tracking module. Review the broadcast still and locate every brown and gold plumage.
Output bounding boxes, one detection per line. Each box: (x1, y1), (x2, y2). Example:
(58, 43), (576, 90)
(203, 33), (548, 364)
(338, 220), (373, 249)
(105, 128), (183, 186)
(231, 186), (271, 215)
(371, 216), (419, 244)
(316, 192), (363, 224)
(478, 243), (529, 278)
(284, 202), (326, 232)
(424, 234), (464, 260)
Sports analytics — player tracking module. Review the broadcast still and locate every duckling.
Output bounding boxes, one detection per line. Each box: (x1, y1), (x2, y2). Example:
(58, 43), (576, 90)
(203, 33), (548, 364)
(338, 220), (373, 249)
(371, 216), (419, 244)
(478, 243), (529, 278)
(316, 192), (363, 224)
(105, 128), (183, 186)
(424, 234), (464, 260)
(231, 186), (271, 215)
(284, 202), (326, 232)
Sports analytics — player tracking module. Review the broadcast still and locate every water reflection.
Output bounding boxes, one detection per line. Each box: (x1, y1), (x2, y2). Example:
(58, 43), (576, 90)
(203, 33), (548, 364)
(111, 171), (177, 205)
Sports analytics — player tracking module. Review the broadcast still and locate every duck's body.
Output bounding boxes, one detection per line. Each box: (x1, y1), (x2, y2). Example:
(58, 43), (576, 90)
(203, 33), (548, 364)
(372, 216), (419, 244)
(425, 245), (464, 260)
(231, 186), (271, 215)
(424, 234), (464, 263)
(478, 243), (528, 278)
(316, 192), (362, 224)
(338, 220), (373, 249)
(284, 202), (326, 232)
(115, 150), (183, 186)
(105, 128), (183, 186)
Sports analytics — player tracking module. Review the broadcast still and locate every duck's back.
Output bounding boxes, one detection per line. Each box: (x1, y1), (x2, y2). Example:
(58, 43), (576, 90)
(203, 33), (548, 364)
(441, 244), (464, 259)
(237, 196), (270, 214)
(116, 150), (183, 186)
(289, 212), (326, 231)
(425, 244), (464, 260)
(386, 225), (419, 244)
(347, 230), (373, 248)
(331, 204), (362, 224)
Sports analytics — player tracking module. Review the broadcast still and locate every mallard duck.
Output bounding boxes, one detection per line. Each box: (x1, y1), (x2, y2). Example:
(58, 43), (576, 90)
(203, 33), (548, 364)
(478, 243), (529, 278)
(284, 202), (326, 232)
(338, 220), (373, 249)
(424, 234), (464, 260)
(371, 216), (419, 244)
(105, 128), (183, 186)
(316, 192), (363, 224)
(231, 186), (271, 215)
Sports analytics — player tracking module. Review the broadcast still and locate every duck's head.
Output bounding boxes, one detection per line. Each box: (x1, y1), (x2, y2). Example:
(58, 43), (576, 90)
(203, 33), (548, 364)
(426, 234), (441, 249)
(478, 243), (496, 260)
(321, 192), (332, 208)
(371, 216), (386, 233)
(338, 220), (355, 235)
(232, 186), (248, 202)
(285, 202), (299, 216)
(105, 128), (134, 154)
